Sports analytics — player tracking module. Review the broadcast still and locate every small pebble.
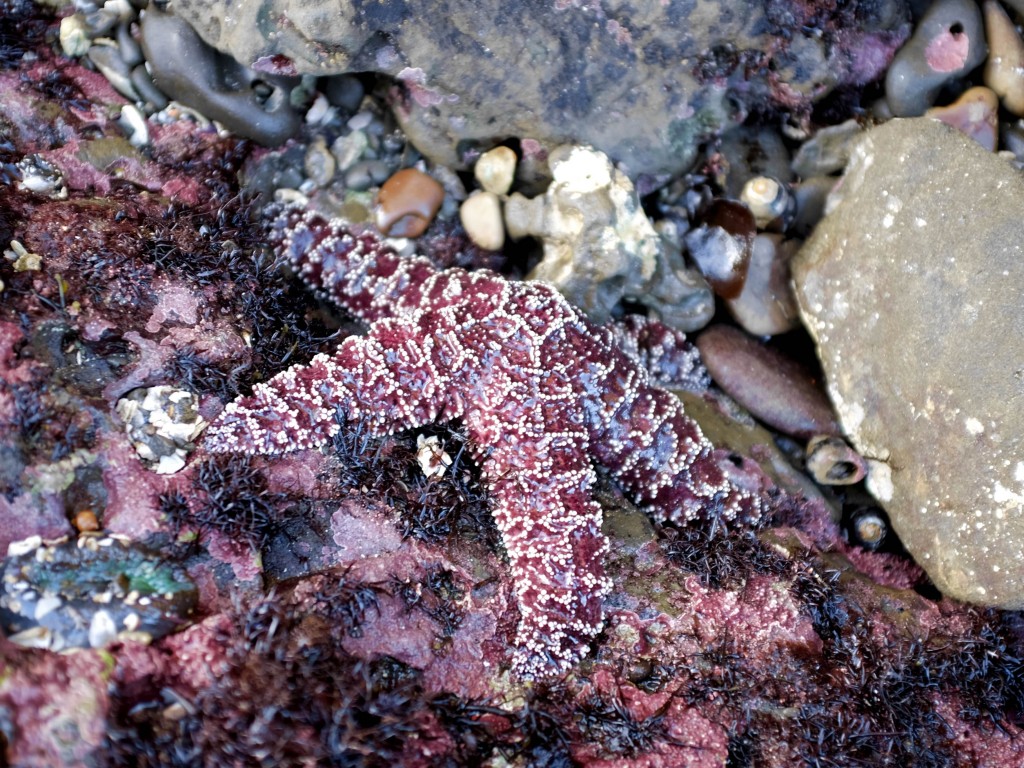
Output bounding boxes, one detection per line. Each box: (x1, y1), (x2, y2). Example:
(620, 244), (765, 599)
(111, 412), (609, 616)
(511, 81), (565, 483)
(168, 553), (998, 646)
(805, 435), (867, 486)
(926, 85), (1000, 150)
(83, 7), (118, 36)
(696, 325), (841, 439)
(87, 43), (140, 102)
(324, 74), (365, 113)
(73, 510), (101, 533)
(983, 0), (1024, 116)
(474, 146), (517, 195)
(304, 136), (337, 188)
(130, 64), (169, 111)
(305, 93), (335, 126)
(375, 167), (445, 237)
(344, 159), (390, 191)
(725, 234), (800, 336)
(118, 103), (150, 148)
(459, 190), (505, 251)
(116, 20), (143, 68)
(331, 131), (369, 172)
(347, 110), (375, 131)
(59, 14), (91, 58)
(885, 0), (987, 116)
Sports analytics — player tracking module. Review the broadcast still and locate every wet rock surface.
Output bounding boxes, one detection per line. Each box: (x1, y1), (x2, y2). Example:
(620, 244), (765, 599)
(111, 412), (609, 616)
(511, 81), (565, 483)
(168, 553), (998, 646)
(0, 533), (197, 651)
(793, 117), (1024, 609)
(506, 144), (713, 329)
(1, 2), (1024, 766)
(169, 0), (910, 177)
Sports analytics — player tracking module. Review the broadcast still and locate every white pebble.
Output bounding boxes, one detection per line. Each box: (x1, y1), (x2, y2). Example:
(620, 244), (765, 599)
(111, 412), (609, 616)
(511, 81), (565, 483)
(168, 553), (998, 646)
(474, 146), (517, 195)
(59, 14), (91, 58)
(460, 190), (505, 251)
(88, 609), (118, 649)
(118, 103), (150, 148)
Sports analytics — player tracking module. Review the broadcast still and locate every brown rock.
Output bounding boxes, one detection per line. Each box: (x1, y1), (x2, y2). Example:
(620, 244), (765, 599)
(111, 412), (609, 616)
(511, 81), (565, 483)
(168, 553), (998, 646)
(695, 325), (840, 440)
(375, 168), (445, 238)
(792, 117), (1024, 609)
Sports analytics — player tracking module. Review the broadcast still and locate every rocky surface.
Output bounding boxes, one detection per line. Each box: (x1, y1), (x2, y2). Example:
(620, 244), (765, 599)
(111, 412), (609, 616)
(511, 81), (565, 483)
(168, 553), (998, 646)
(168, 0), (911, 178)
(1, 2), (1024, 766)
(792, 117), (1024, 609)
(505, 144), (714, 329)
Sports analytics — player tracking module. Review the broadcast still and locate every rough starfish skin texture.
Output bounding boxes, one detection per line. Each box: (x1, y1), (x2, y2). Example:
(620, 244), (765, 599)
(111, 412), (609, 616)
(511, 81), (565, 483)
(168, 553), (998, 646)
(205, 204), (766, 677)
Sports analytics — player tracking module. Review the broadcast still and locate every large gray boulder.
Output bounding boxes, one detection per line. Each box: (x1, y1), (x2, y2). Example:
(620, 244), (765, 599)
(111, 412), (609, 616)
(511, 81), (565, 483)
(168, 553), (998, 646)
(169, 0), (909, 178)
(793, 118), (1024, 608)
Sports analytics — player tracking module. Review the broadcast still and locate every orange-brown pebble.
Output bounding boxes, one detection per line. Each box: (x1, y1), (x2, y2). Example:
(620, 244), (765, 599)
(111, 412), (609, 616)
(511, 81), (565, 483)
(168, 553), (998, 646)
(73, 509), (100, 532)
(926, 86), (999, 151)
(374, 167), (445, 237)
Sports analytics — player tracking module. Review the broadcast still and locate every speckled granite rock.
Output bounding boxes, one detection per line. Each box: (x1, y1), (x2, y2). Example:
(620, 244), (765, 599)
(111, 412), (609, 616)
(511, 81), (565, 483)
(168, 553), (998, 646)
(168, 0), (910, 178)
(792, 118), (1024, 609)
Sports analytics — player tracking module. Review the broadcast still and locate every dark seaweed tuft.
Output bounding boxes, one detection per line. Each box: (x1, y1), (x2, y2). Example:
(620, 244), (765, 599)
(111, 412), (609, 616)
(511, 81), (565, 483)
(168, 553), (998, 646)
(166, 454), (286, 549)
(332, 418), (497, 549)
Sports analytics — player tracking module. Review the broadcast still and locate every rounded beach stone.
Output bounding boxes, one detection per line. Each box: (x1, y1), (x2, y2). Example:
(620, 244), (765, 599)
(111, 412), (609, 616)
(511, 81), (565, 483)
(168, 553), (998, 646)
(924, 85), (999, 151)
(474, 146), (517, 196)
(459, 190), (504, 251)
(725, 234), (800, 337)
(983, 0), (1024, 116)
(695, 325), (840, 440)
(885, 0), (987, 116)
(792, 117), (1024, 609)
(375, 167), (445, 237)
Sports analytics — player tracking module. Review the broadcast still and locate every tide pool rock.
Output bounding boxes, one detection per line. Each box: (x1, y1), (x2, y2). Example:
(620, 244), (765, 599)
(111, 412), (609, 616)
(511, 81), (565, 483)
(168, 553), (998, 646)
(792, 118), (1024, 608)
(167, 0), (909, 178)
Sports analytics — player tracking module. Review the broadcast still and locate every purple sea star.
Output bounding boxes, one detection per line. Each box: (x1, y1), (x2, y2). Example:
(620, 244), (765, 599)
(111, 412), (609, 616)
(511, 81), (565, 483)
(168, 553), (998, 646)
(204, 204), (767, 677)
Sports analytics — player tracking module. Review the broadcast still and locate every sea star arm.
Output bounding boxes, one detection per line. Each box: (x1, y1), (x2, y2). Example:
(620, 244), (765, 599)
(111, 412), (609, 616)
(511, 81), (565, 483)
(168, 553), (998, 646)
(592, 366), (765, 527)
(607, 313), (710, 392)
(474, 411), (610, 678)
(204, 314), (455, 453)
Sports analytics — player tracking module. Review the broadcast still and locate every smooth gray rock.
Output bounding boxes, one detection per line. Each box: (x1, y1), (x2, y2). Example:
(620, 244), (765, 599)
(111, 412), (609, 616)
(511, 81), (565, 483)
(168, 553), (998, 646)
(885, 0), (987, 116)
(792, 118), (1024, 608)
(169, 0), (910, 178)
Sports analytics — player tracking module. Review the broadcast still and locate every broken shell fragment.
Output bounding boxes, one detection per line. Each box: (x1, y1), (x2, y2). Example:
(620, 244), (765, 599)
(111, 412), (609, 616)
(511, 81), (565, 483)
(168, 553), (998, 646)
(847, 507), (889, 551)
(684, 200), (755, 299)
(740, 176), (793, 229)
(805, 435), (868, 485)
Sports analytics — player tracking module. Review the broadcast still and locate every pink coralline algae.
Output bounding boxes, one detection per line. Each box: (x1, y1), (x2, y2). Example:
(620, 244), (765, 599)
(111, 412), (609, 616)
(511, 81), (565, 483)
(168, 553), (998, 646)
(205, 204), (766, 677)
